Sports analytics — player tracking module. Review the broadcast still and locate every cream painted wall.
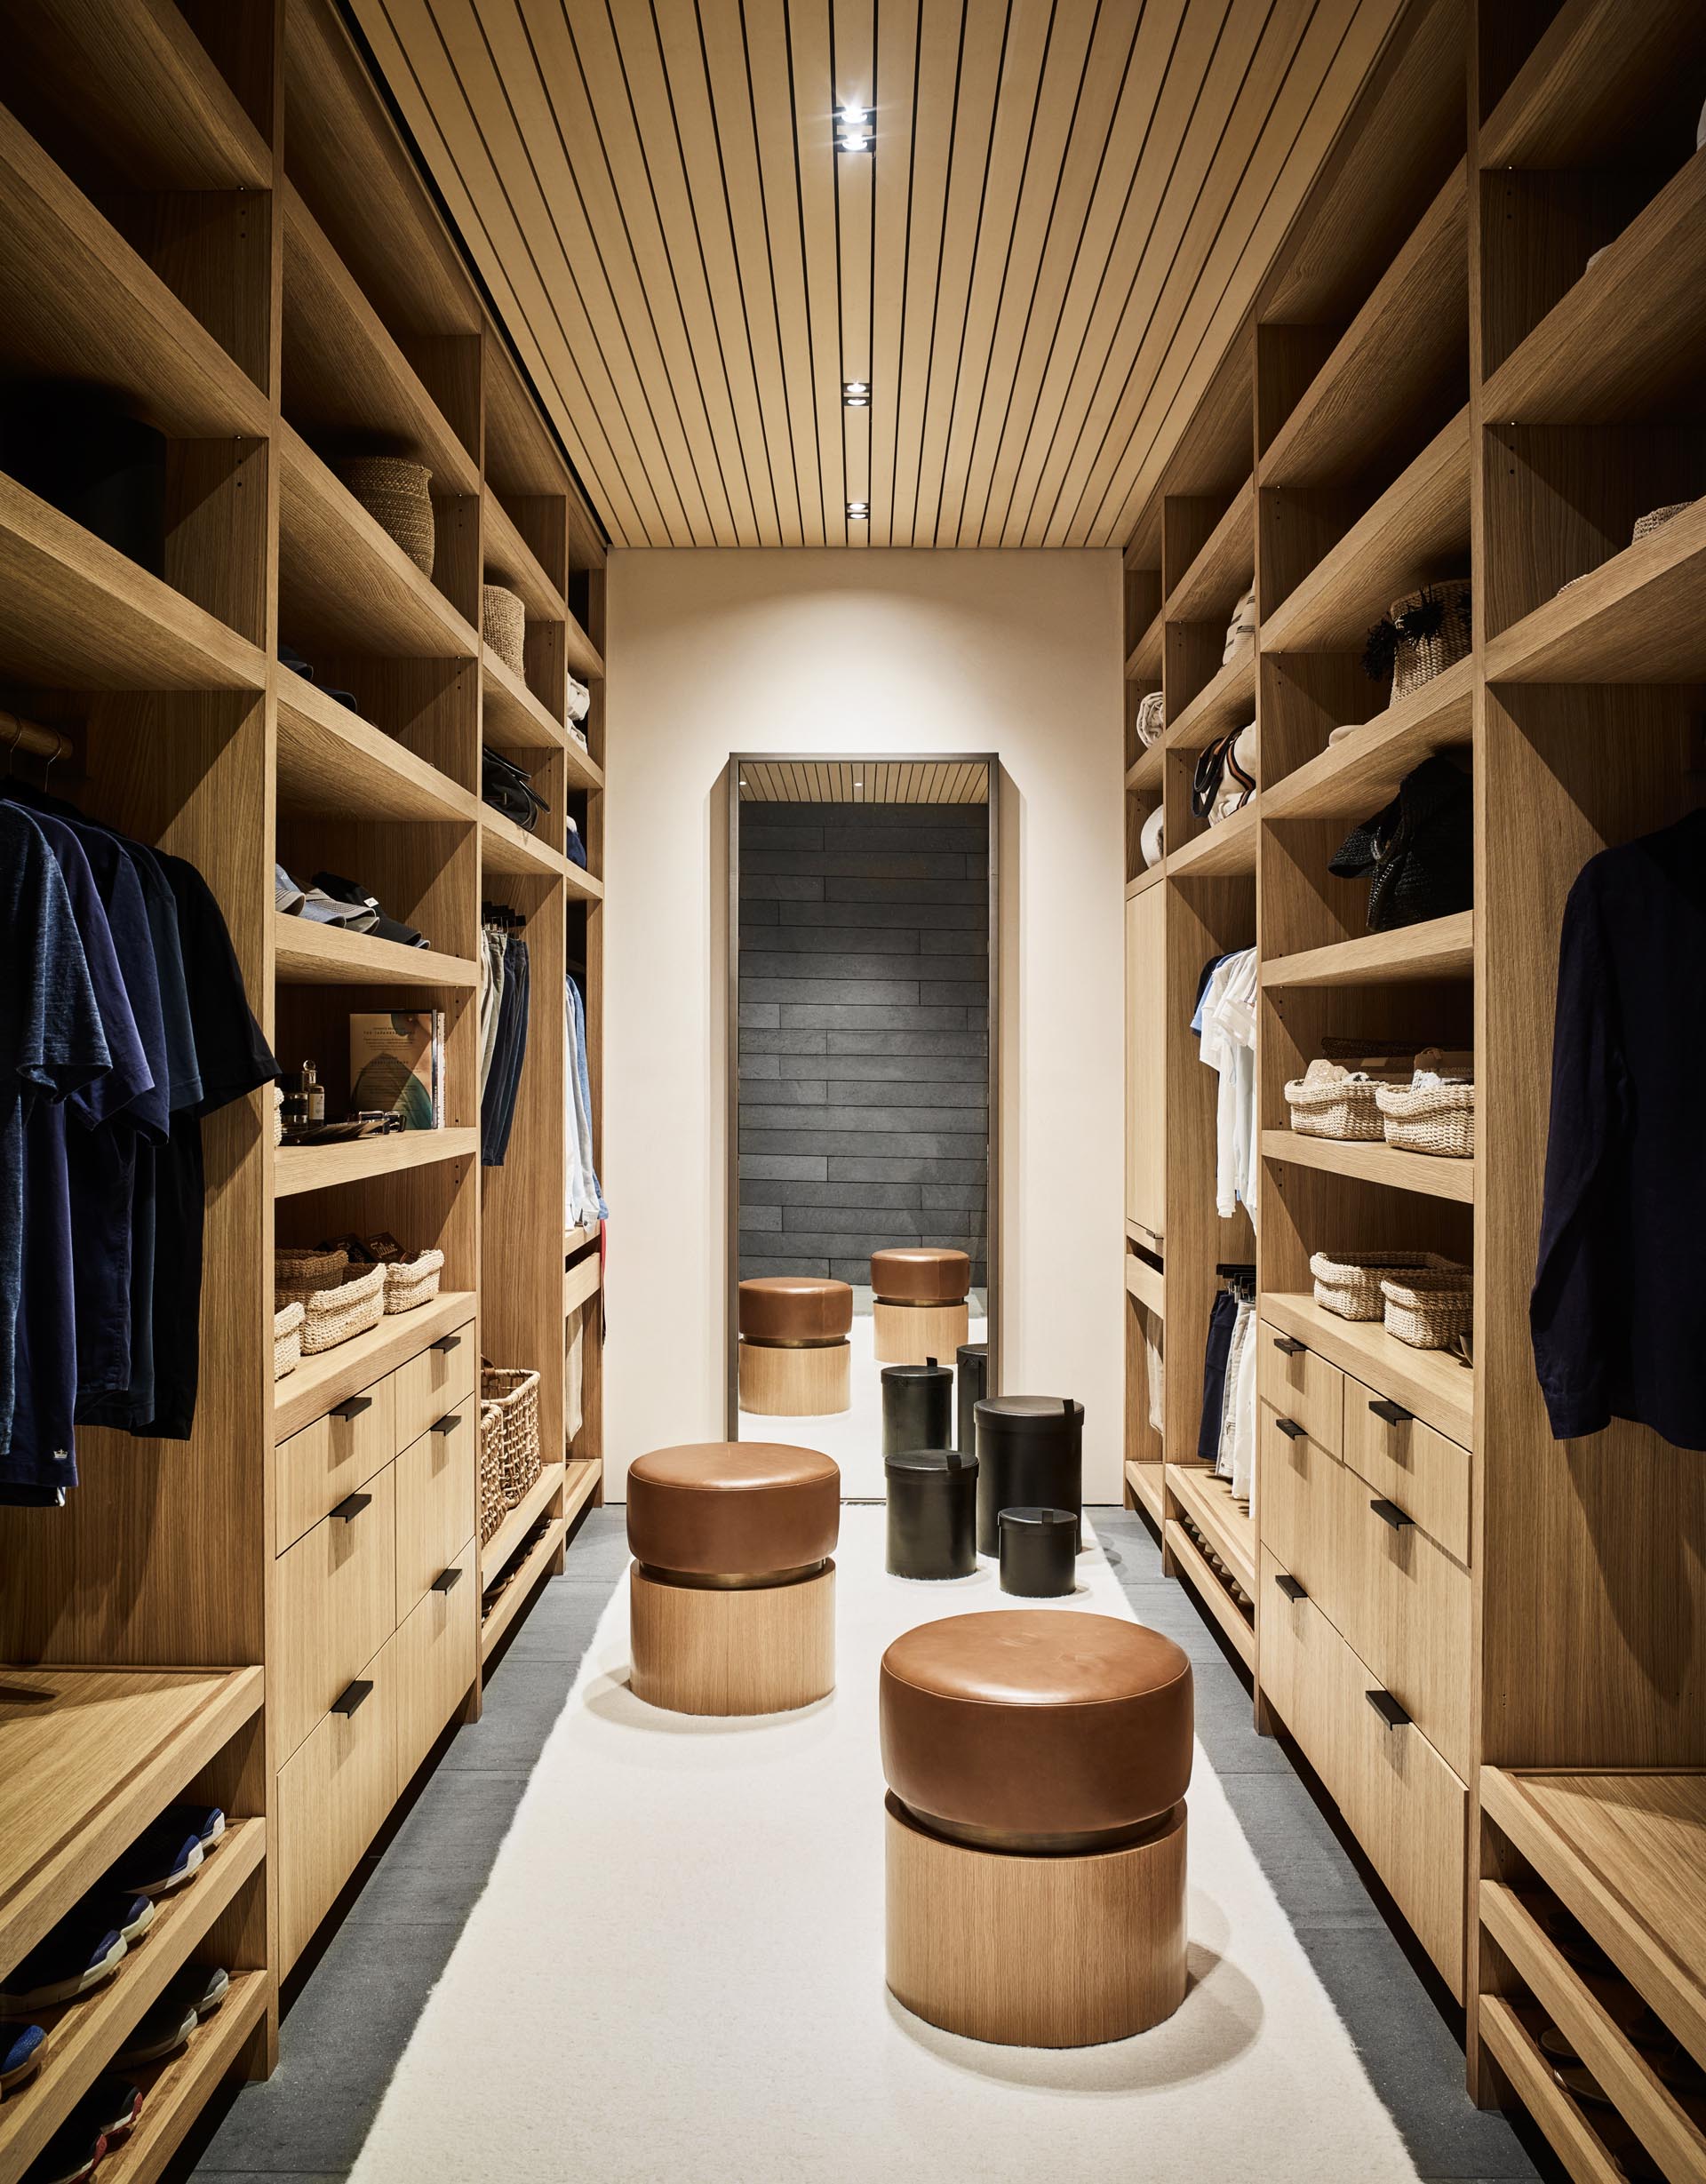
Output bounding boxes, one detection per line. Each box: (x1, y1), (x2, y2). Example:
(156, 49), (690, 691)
(602, 550), (1126, 1500)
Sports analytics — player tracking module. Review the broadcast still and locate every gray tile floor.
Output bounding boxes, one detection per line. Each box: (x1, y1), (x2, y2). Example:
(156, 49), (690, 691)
(179, 1506), (1552, 2184)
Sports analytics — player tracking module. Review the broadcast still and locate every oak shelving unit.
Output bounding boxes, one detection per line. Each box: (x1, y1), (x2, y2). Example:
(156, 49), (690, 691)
(0, 0), (609, 2155)
(1124, 0), (1706, 2169)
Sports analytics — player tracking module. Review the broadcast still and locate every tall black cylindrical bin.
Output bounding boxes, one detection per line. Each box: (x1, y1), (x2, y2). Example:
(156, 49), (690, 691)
(881, 1359), (953, 1458)
(885, 1449), (979, 1580)
(955, 1342), (987, 1454)
(974, 1395), (1084, 1558)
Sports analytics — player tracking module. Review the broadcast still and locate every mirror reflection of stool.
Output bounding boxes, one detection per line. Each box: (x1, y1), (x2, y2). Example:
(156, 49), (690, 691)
(737, 1278), (852, 1415)
(627, 1442), (840, 1715)
(881, 1612), (1192, 2046)
(885, 1448), (978, 1581)
(871, 1247), (970, 1365)
(881, 1359), (952, 1455)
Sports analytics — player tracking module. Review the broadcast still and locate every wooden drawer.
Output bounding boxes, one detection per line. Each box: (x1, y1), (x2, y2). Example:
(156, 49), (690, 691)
(275, 1638), (396, 1973)
(394, 1536), (476, 1789)
(393, 1316), (476, 1449)
(1258, 1321), (1343, 1456)
(1258, 1402), (1342, 1606)
(395, 1407), (476, 1619)
(275, 1372), (395, 1552)
(275, 1463), (397, 1760)
(1258, 1548), (1466, 1997)
(1342, 1375), (1471, 1566)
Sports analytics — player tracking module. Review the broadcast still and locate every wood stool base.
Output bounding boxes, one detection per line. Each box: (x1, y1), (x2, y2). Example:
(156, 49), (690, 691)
(885, 1793), (1187, 2046)
(737, 1339), (850, 1416)
(873, 1300), (969, 1366)
(629, 1561), (835, 1716)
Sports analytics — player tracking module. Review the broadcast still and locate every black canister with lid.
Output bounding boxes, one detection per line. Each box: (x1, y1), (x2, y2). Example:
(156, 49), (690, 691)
(885, 1448), (979, 1581)
(997, 1506), (1078, 1598)
(955, 1342), (987, 1453)
(881, 1358), (953, 1458)
(974, 1394), (1084, 1557)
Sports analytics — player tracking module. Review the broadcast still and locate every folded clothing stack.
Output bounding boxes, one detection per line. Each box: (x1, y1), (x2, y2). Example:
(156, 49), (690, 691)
(1222, 586), (1256, 667)
(275, 864), (426, 948)
(1134, 689), (1165, 749)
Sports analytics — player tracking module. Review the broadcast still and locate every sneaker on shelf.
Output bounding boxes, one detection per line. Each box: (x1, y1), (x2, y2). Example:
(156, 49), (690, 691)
(21, 2124), (107, 2184)
(69, 2077), (142, 2144)
(0, 1925), (127, 2013)
(1, 2020), (49, 2093)
(112, 1999), (197, 2071)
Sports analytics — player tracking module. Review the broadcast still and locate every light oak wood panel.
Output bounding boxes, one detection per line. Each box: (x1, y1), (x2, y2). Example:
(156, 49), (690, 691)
(274, 1128), (479, 1200)
(1168, 801), (1260, 879)
(562, 1457), (602, 1532)
(275, 1465), (397, 1761)
(92, 1969), (268, 2184)
(275, 1372), (396, 1556)
(1166, 482), (1256, 622)
(276, 680), (476, 825)
(395, 1414), (477, 1617)
(272, 913), (476, 990)
(1480, 0), (1706, 167)
(1485, 497), (1706, 683)
(1342, 1376), (1471, 1566)
(562, 1252), (601, 1320)
(393, 1323), (477, 1452)
(1478, 1998), (1627, 2184)
(1261, 1292), (1471, 1446)
(479, 806), (571, 883)
(480, 1514), (567, 1662)
(1262, 655), (1474, 817)
(1124, 1457), (1165, 1526)
(393, 1539), (476, 1787)
(275, 1294), (474, 1442)
(481, 1462), (564, 1589)
(1123, 1250), (1164, 1318)
(1124, 884), (1167, 1245)
(628, 1563), (836, 1716)
(276, 1641), (397, 1973)
(1257, 1325), (1345, 1455)
(1168, 1463), (1256, 1599)
(737, 1340), (851, 1418)
(1166, 650), (1257, 753)
(1126, 610), (1166, 683)
(1164, 1520), (1255, 1668)
(1263, 911), (1474, 989)
(1263, 1126), (1476, 1205)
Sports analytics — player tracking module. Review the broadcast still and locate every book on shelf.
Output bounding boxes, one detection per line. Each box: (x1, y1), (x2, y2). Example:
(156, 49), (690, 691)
(349, 1010), (443, 1128)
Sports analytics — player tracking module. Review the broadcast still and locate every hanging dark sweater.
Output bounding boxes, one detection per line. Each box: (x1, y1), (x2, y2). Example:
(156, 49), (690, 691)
(1530, 809), (1706, 1449)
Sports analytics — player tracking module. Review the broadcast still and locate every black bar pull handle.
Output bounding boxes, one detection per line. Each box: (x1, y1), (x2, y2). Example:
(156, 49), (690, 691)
(1369, 1497), (1413, 1531)
(430, 1333), (463, 1354)
(331, 1679), (373, 1718)
(332, 1395), (373, 1423)
(431, 1412), (463, 1436)
(331, 1492), (372, 1522)
(1368, 1398), (1414, 1427)
(1274, 1416), (1305, 1441)
(431, 1565), (464, 1593)
(1272, 1335), (1306, 1358)
(1274, 1573), (1307, 1602)
(1366, 1688), (1411, 1730)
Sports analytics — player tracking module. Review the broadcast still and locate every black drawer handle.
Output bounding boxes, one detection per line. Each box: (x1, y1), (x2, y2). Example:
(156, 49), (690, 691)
(1369, 1497), (1413, 1531)
(1366, 1688), (1410, 1730)
(331, 1395), (373, 1423)
(1274, 1573), (1307, 1602)
(1368, 1398), (1414, 1427)
(430, 1334), (462, 1355)
(1274, 1416), (1305, 1441)
(331, 1492), (372, 1522)
(431, 1411), (463, 1436)
(431, 1565), (464, 1593)
(331, 1679), (373, 1718)
(1272, 1335), (1306, 1358)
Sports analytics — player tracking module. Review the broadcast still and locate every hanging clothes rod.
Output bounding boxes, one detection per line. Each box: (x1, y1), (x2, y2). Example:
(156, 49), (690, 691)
(1, 706), (75, 764)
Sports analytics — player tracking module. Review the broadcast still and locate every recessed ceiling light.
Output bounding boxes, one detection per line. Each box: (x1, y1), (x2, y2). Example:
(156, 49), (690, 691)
(842, 379), (871, 408)
(847, 499), (869, 520)
(835, 103), (872, 152)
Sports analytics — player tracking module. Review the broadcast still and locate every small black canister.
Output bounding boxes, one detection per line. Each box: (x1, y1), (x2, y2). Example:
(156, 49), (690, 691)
(886, 1449), (979, 1581)
(998, 1507), (1078, 1597)
(974, 1394), (1084, 1558)
(955, 1341), (988, 1453)
(881, 1358), (953, 1458)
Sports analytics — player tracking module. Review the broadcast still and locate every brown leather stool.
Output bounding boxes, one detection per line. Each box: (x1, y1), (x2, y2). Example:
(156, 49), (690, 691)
(627, 1442), (840, 1715)
(737, 1278), (853, 1416)
(880, 1610), (1192, 2045)
(871, 1247), (971, 1365)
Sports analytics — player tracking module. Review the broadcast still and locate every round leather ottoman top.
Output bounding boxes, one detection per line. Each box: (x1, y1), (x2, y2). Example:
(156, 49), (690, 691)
(738, 1276), (853, 1343)
(871, 1247), (971, 1304)
(627, 1441), (840, 1577)
(881, 1611), (1192, 1849)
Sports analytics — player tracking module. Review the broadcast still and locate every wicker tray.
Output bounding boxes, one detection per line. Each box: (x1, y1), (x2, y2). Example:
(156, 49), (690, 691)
(275, 1243), (347, 1290)
(1382, 1270), (1473, 1351)
(482, 1365), (542, 1506)
(1285, 1059), (1389, 1144)
(478, 1400), (507, 1546)
(1376, 1077), (1475, 1159)
(274, 1300), (305, 1381)
(1310, 1249), (1465, 1323)
(276, 1262), (387, 1355)
(384, 1248), (445, 1314)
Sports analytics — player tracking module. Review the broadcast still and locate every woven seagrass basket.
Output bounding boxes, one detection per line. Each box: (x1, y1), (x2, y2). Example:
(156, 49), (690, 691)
(336, 457), (434, 576)
(482, 582), (525, 675)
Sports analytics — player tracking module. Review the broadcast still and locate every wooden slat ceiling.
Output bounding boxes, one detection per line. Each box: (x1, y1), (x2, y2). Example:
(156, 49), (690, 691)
(738, 758), (988, 801)
(352, 0), (1403, 549)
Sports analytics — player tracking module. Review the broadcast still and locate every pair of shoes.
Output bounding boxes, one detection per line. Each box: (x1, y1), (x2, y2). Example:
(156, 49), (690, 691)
(113, 1965), (230, 2071)
(104, 1804), (225, 1896)
(23, 2077), (142, 2184)
(2, 2018), (49, 2092)
(0, 1893), (151, 2013)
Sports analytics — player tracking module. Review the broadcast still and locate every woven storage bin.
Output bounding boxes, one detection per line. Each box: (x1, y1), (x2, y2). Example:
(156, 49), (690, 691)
(1376, 1077), (1475, 1159)
(1631, 500), (1693, 545)
(278, 1262), (387, 1355)
(273, 1301), (305, 1381)
(1284, 1060), (1386, 1144)
(274, 1243), (347, 1291)
(477, 1401), (507, 1546)
(335, 458), (434, 575)
(482, 583), (525, 675)
(1382, 1269), (1473, 1351)
(1389, 580), (1471, 699)
(384, 1248), (444, 1314)
(482, 1366), (542, 1505)
(1310, 1249), (1464, 1323)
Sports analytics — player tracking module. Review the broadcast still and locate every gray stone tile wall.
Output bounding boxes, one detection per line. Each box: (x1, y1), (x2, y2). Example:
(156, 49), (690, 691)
(738, 801), (989, 1286)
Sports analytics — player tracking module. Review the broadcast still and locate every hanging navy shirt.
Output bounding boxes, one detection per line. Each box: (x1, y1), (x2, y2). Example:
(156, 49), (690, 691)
(1532, 809), (1706, 1449)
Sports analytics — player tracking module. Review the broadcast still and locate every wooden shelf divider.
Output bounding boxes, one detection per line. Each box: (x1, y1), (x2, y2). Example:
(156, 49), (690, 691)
(272, 913), (478, 990)
(274, 1126), (479, 1200)
(1261, 1125), (1475, 1205)
(1262, 911), (1473, 989)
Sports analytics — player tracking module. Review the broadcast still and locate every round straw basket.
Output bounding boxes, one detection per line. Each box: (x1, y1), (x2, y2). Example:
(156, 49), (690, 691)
(336, 457), (435, 576)
(482, 583), (526, 675)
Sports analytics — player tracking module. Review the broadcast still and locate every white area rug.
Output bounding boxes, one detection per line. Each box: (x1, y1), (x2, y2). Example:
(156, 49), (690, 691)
(739, 1312), (988, 1497)
(350, 1510), (1422, 2182)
